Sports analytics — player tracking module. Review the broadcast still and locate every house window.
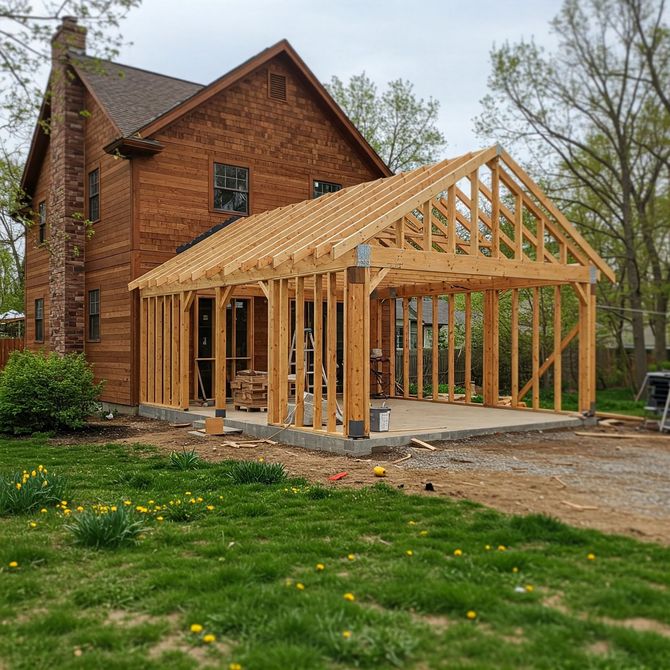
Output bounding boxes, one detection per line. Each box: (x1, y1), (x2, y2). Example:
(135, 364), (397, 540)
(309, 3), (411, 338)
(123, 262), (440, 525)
(88, 168), (100, 221)
(213, 163), (249, 214)
(313, 180), (341, 199)
(88, 289), (100, 341)
(38, 201), (46, 244)
(34, 298), (44, 342)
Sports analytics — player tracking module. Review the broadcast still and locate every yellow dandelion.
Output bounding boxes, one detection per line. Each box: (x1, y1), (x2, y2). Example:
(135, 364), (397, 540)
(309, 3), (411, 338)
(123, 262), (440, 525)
(315, 563), (325, 571)
(39, 508), (47, 514)
(148, 500), (155, 505)
(8, 561), (18, 568)
(28, 521), (37, 529)
(406, 549), (414, 556)
(37, 465), (44, 472)
(466, 610), (477, 620)
(185, 491), (192, 496)
(512, 567), (519, 573)
(453, 549), (463, 557)
(484, 544), (491, 551)
(123, 500), (132, 506)
(63, 509), (72, 516)
(15, 483), (21, 490)
(31, 470), (36, 477)
(206, 505), (215, 511)
(61, 501), (68, 506)
(408, 520), (417, 526)
(525, 585), (534, 593)
(347, 553), (356, 561)
(202, 633), (216, 644)
(156, 516), (164, 522)
(197, 497), (203, 502)
(497, 545), (506, 552)
(419, 530), (428, 536)
(342, 630), (352, 639)
(258, 457), (265, 462)
(229, 664), (242, 670)
(587, 553), (596, 561)
(343, 592), (356, 602)
(76, 506), (84, 512)
(190, 623), (203, 634)
(296, 582), (305, 591)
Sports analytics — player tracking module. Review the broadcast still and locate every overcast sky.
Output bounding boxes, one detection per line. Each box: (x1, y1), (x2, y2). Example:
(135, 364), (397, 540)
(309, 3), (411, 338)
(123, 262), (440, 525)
(114, 0), (564, 156)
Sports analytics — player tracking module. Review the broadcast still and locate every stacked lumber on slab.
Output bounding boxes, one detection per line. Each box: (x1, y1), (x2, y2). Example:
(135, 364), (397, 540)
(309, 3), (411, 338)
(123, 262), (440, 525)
(231, 370), (268, 411)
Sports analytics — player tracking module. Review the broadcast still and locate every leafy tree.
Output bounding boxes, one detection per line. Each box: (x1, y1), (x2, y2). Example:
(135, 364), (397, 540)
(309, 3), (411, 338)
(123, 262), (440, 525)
(327, 72), (446, 172)
(476, 0), (670, 386)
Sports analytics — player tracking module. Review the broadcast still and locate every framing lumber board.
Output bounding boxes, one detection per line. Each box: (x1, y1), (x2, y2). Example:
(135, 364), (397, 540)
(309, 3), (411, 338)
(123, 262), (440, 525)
(518, 323), (579, 401)
(514, 193), (523, 260)
(327, 272), (338, 432)
(432, 295), (439, 400)
(162, 295), (170, 405)
(147, 297), (155, 404)
(410, 437), (437, 451)
(447, 184), (456, 252)
(214, 286), (228, 413)
(278, 278), (290, 423)
(417, 296), (424, 399)
(267, 280), (279, 423)
(389, 297), (396, 398)
(511, 289), (519, 407)
(536, 217), (545, 264)
(465, 292), (472, 402)
(499, 149), (615, 281)
(171, 295), (180, 407)
(489, 158), (500, 258)
(403, 297), (410, 398)
(448, 295), (455, 401)
(179, 292), (191, 410)
(368, 248), (591, 283)
(295, 276), (305, 427)
(140, 297), (147, 403)
(257, 281), (269, 299)
(590, 285), (597, 406)
(470, 168), (479, 256)
(423, 200), (433, 250)
(532, 287), (540, 410)
(313, 274), (324, 429)
(483, 290), (499, 406)
(156, 296), (164, 405)
(370, 267), (390, 293)
(574, 431), (666, 440)
(554, 285), (562, 411)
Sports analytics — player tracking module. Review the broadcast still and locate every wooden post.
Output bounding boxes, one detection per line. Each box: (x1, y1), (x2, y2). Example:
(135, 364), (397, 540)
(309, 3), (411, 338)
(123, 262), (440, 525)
(179, 292), (192, 410)
(448, 295), (455, 401)
(532, 287), (540, 410)
(327, 272), (338, 432)
(470, 169), (479, 256)
(447, 185), (456, 253)
(577, 280), (596, 413)
(295, 276), (305, 427)
(139, 297), (147, 403)
(465, 293), (472, 402)
(483, 289), (499, 406)
(511, 288), (519, 407)
(148, 297), (155, 404)
(278, 278), (290, 424)
(313, 274), (323, 429)
(553, 285), (562, 411)
(214, 286), (230, 417)
(156, 296), (164, 405)
(590, 284), (597, 407)
(537, 217), (545, 263)
(416, 296), (423, 399)
(267, 280), (280, 424)
(163, 296), (170, 405)
(171, 295), (180, 407)
(345, 266), (370, 438)
(490, 159), (500, 258)
(431, 295), (439, 399)
(514, 193), (523, 260)
(389, 297), (396, 397)
(423, 200), (432, 251)
(402, 297), (410, 398)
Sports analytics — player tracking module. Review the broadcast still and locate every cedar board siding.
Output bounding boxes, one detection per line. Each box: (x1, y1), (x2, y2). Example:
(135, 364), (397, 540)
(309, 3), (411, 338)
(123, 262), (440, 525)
(83, 90), (134, 405)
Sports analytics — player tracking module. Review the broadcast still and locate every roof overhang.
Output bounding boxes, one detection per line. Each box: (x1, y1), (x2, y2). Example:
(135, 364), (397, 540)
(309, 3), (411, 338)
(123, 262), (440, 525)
(104, 136), (165, 157)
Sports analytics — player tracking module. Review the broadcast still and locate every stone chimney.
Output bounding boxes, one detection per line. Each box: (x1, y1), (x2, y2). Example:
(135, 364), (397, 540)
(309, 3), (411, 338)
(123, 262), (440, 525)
(48, 17), (87, 354)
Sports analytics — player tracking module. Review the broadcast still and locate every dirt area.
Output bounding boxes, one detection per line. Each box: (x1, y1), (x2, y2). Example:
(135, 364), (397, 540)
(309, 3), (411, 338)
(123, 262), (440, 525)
(57, 415), (670, 545)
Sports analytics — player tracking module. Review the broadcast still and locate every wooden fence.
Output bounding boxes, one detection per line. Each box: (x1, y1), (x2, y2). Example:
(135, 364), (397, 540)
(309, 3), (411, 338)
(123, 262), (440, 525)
(0, 338), (24, 369)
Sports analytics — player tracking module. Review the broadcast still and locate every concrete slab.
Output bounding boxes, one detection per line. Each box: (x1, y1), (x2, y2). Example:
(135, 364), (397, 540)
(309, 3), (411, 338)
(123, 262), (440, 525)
(139, 400), (585, 456)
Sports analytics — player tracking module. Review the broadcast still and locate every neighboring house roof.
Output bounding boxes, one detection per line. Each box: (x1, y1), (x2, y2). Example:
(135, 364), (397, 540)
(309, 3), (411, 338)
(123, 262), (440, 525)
(0, 310), (24, 321)
(395, 299), (464, 326)
(73, 55), (204, 137)
(20, 39), (391, 198)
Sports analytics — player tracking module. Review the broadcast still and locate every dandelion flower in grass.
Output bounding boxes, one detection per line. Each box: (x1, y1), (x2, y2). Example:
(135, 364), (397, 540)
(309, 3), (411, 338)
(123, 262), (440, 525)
(347, 554), (356, 561)
(185, 491), (192, 496)
(110, 506), (117, 512)
(202, 633), (216, 644)
(497, 545), (507, 552)
(206, 505), (215, 511)
(525, 585), (534, 593)
(587, 553), (596, 561)
(123, 500), (132, 506)
(63, 509), (72, 516)
(512, 567), (519, 573)
(484, 544), (491, 551)
(343, 592), (356, 602)
(31, 470), (36, 477)
(28, 521), (37, 529)
(229, 664), (242, 670)
(296, 582), (305, 591)
(190, 624), (203, 634)
(408, 520), (417, 526)
(419, 530), (428, 536)
(453, 549), (463, 557)
(15, 483), (20, 490)
(466, 610), (477, 620)
(197, 497), (203, 503)
(342, 630), (352, 639)
(156, 516), (164, 522)
(61, 501), (68, 506)
(315, 563), (325, 571)
(76, 506), (84, 513)
(8, 561), (18, 568)
(406, 550), (414, 557)
(39, 508), (47, 514)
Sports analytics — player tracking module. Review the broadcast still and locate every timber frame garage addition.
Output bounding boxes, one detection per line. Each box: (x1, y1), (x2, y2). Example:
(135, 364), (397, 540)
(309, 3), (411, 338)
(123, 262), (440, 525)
(130, 145), (614, 451)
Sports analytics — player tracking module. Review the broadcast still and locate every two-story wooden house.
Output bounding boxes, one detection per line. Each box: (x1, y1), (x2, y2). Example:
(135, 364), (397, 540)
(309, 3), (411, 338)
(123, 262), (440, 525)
(21, 17), (390, 410)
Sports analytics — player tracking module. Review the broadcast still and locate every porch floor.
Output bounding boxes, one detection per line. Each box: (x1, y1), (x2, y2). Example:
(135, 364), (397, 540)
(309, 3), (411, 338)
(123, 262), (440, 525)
(139, 398), (584, 456)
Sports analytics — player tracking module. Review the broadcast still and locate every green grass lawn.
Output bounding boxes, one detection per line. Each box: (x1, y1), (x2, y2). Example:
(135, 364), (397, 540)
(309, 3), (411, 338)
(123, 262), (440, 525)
(1, 438), (670, 669)
(540, 387), (646, 416)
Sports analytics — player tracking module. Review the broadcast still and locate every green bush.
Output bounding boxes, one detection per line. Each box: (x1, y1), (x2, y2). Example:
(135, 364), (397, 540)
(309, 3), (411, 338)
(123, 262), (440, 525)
(226, 460), (287, 485)
(66, 505), (147, 549)
(0, 465), (69, 515)
(0, 350), (103, 434)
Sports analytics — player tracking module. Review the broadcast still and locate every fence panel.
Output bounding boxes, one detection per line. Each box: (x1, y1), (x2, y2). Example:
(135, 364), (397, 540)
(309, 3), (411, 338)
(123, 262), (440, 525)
(0, 338), (24, 369)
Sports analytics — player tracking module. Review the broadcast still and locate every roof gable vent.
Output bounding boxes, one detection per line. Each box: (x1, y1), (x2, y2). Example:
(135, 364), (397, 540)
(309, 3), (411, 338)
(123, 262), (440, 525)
(269, 72), (287, 101)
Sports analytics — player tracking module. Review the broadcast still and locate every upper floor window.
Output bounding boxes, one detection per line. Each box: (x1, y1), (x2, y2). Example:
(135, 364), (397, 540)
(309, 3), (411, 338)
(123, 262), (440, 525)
(34, 298), (44, 342)
(38, 201), (46, 244)
(313, 180), (341, 199)
(88, 289), (100, 341)
(88, 168), (100, 222)
(213, 163), (249, 214)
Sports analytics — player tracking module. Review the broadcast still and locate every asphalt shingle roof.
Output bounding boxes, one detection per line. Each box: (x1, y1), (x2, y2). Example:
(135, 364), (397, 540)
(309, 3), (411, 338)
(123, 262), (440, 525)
(73, 55), (204, 136)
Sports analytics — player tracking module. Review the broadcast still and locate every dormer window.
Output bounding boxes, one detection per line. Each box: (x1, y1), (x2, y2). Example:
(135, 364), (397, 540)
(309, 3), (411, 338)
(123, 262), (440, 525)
(213, 163), (249, 214)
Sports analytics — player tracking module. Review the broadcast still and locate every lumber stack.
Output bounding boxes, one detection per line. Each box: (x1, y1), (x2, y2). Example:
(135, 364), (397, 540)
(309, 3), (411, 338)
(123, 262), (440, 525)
(231, 370), (268, 411)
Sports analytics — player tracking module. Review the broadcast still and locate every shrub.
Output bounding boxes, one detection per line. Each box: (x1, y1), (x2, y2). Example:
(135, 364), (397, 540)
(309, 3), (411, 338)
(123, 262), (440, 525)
(226, 460), (287, 485)
(169, 448), (200, 470)
(0, 350), (104, 434)
(0, 465), (69, 515)
(66, 505), (147, 549)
